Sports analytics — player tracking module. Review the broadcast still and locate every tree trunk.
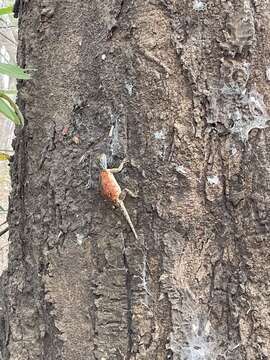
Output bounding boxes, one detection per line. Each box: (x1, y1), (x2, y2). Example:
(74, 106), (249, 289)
(1, 0), (270, 359)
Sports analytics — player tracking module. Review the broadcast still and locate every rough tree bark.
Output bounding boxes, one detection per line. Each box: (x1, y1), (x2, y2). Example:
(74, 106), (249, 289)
(0, 0), (270, 359)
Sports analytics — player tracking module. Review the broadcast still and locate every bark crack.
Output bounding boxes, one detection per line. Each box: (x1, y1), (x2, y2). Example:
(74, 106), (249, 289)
(122, 242), (133, 358)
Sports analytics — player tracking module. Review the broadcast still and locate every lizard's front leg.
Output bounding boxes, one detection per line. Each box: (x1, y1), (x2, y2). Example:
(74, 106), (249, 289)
(108, 158), (127, 174)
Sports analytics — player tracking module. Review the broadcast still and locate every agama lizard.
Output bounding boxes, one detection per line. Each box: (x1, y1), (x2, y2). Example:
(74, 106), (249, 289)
(96, 153), (138, 239)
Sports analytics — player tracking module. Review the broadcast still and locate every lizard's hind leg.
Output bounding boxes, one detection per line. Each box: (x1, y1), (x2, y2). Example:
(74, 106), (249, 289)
(120, 188), (138, 201)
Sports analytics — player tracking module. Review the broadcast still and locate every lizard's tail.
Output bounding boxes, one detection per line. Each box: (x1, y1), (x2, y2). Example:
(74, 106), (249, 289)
(118, 201), (138, 240)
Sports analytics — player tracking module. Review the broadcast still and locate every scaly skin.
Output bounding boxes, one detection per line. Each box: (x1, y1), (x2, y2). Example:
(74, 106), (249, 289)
(100, 170), (121, 203)
(97, 154), (138, 239)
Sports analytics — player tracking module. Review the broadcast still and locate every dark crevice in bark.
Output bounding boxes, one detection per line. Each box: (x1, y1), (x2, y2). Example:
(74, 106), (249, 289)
(89, 296), (99, 360)
(107, 0), (128, 40)
(249, 0), (257, 14)
(42, 294), (64, 360)
(116, 0), (125, 22)
(0, 274), (9, 360)
(122, 244), (133, 358)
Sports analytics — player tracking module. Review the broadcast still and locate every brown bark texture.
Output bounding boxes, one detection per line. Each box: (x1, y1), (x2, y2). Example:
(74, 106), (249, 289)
(0, 0), (270, 359)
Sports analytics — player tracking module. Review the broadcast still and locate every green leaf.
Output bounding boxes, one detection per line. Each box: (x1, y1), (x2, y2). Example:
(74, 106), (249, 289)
(0, 97), (20, 124)
(0, 89), (17, 95)
(0, 92), (24, 125)
(0, 152), (10, 161)
(0, 63), (31, 79)
(0, 6), (13, 16)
